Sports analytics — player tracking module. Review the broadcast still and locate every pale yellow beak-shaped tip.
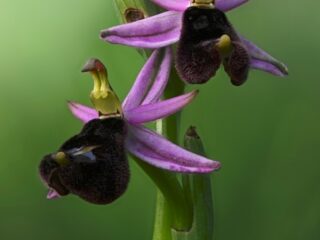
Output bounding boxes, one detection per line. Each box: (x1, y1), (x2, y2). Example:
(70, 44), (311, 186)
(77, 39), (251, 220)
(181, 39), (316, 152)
(82, 58), (123, 118)
(81, 58), (105, 73)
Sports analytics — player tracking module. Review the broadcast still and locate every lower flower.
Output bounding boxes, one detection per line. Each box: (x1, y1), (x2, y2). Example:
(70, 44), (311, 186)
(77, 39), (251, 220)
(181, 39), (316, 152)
(39, 48), (220, 204)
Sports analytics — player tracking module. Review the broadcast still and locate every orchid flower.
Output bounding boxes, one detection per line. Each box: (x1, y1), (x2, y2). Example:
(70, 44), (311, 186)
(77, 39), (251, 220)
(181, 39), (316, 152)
(39, 48), (220, 204)
(101, 0), (288, 85)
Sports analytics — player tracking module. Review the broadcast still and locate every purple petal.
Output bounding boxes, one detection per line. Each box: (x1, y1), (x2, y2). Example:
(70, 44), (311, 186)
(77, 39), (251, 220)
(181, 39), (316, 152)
(250, 59), (286, 77)
(127, 137), (209, 172)
(127, 125), (220, 173)
(152, 0), (248, 12)
(151, 0), (189, 12)
(122, 50), (161, 111)
(240, 36), (289, 76)
(216, 0), (249, 12)
(125, 90), (198, 124)
(68, 101), (98, 123)
(100, 11), (182, 49)
(142, 47), (172, 105)
(47, 189), (61, 200)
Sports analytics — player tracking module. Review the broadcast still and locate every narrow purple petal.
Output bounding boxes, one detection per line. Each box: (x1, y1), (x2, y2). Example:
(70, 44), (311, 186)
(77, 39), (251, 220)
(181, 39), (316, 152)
(104, 33), (180, 49)
(127, 137), (210, 173)
(142, 47), (172, 105)
(152, 0), (248, 12)
(250, 59), (286, 77)
(122, 50), (161, 111)
(68, 101), (98, 123)
(100, 11), (182, 49)
(102, 11), (180, 37)
(47, 189), (61, 200)
(240, 36), (289, 76)
(151, 0), (189, 12)
(216, 0), (249, 12)
(127, 125), (220, 173)
(125, 90), (198, 124)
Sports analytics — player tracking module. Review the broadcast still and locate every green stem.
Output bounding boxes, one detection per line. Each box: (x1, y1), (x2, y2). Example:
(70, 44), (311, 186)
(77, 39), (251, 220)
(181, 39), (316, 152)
(163, 71), (193, 232)
(152, 191), (172, 240)
(163, 70), (185, 143)
(148, 69), (193, 237)
(133, 62), (193, 238)
(135, 157), (192, 231)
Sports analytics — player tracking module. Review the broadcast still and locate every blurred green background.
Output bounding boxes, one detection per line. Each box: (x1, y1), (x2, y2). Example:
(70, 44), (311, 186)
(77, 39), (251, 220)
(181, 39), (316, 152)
(0, 0), (319, 239)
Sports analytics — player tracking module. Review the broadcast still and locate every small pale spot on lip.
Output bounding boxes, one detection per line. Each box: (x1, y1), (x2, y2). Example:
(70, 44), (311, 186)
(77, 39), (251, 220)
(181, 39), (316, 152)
(66, 146), (99, 161)
(81, 151), (96, 161)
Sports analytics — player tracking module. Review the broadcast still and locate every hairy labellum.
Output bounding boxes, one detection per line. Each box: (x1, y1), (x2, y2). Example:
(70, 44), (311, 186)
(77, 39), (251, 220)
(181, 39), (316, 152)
(223, 42), (250, 86)
(39, 117), (129, 205)
(176, 6), (250, 86)
(176, 40), (221, 84)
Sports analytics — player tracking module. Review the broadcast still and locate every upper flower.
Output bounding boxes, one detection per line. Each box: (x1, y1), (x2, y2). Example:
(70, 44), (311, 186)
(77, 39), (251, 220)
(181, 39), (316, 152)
(101, 0), (288, 86)
(39, 48), (220, 204)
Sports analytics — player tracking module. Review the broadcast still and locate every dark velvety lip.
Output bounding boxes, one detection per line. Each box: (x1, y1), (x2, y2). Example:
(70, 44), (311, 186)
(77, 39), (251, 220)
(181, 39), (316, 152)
(48, 168), (70, 196)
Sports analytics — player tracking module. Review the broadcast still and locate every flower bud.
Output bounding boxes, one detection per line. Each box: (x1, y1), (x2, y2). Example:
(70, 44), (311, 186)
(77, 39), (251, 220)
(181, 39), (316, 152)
(182, 126), (214, 240)
(112, 0), (159, 58)
(113, 0), (158, 24)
